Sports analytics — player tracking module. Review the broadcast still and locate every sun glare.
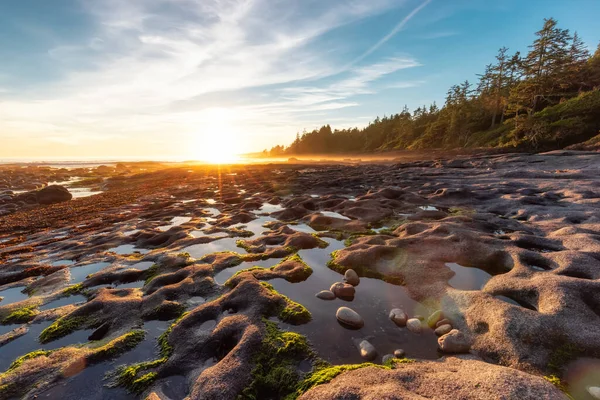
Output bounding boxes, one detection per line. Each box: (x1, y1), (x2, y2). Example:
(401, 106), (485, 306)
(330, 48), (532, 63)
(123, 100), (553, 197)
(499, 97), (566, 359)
(191, 108), (241, 164)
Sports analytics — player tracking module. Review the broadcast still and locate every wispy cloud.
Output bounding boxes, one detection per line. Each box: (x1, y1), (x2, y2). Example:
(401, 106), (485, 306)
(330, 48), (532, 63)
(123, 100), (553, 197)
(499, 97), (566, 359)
(0, 0), (427, 157)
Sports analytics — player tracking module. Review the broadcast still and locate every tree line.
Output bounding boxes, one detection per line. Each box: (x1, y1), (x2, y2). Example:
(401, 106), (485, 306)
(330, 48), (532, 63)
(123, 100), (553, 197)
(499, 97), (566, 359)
(264, 18), (600, 156)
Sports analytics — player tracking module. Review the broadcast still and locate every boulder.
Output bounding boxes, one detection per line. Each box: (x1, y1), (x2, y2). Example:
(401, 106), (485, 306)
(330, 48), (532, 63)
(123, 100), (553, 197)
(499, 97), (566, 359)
(36, 185), (72, 205)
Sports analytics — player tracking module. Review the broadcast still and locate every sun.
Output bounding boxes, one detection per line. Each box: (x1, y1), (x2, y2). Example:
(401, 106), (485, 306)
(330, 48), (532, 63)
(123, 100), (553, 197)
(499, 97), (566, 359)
(190, 108), (242, 164)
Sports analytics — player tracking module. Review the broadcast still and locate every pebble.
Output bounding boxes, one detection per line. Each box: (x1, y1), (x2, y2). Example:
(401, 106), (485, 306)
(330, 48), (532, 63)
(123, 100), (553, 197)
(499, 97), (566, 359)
(435, 324), (453, 336)
(382, 354), (395, 364)
(588, 386), (600, 399)
(330, 282), (355, 298)
(359, 340), (377, 360)
(438, 329), (472, 353)
(427, 310), (444, 328)
(406, 318), (422, 334)
(436, 318), (451, 328)
(389, 308), (408, 327)
(344, 269), (360, 286)
(394, 349), (406, 358)
(413, 315), (425, 321)
(316, 290), (336, 300)
(336, 307), (364, 329)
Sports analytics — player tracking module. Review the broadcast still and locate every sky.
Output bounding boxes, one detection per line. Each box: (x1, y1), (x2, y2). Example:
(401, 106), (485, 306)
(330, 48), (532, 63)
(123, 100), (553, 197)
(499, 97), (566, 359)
(0, 0), (599, 160)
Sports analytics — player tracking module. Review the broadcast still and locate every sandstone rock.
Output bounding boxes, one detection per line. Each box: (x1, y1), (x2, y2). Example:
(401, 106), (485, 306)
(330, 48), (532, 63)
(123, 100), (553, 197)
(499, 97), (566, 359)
(330, 282), (355, 299)
(344, 269), (360, 286)
(427, 310), (444, 328)
(389, 308), (408, 327)
(36, 185), (72, 205)
(358, 340), (377, 361)
(316, 290), (335, 300)
(406, 318), (422, 334)
(298, 357), (566, 399)
(336, 307), (364, 329)
(438, 329), (472, 353)
(393, 349), (405, 358)
(435, 324), (453, 337)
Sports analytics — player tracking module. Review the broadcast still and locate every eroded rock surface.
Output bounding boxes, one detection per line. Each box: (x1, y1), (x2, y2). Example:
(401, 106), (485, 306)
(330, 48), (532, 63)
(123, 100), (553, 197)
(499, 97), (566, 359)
(0, 152), (598, 399)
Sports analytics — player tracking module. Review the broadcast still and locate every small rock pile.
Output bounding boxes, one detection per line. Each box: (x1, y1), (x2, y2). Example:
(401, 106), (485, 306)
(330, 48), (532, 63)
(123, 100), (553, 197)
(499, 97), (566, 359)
(316, 269), (473, 362)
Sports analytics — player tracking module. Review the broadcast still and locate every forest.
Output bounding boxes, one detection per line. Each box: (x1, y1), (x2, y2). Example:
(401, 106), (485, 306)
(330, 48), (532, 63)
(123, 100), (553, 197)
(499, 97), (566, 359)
(264, 18), (600, 156)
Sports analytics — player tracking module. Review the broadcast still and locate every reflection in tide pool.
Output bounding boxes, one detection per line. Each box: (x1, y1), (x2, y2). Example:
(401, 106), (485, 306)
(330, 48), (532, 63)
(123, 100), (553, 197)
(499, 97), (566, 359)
(183, 238), (244, 260)
(157, 216), (192, 232)
(446, 262), (492, 291)
(108, 244), (150, 255)
(38, 320), (173, 400)
(69, 262), (111, 283)
(269, 238), (440, 364)
(0, 286), (29, 304)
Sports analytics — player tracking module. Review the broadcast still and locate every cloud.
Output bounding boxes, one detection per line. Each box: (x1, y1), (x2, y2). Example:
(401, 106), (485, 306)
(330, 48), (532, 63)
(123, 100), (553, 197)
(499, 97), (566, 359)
(0, 0), (426, 157)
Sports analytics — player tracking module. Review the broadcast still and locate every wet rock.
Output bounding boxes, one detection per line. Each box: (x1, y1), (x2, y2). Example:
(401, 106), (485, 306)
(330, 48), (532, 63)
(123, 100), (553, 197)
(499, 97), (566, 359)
(299, 357), (566, 399)
(435, 324), (453, 337)
(389, 308), (408, 327)
(330, 282), (355, 299)
(393, 349), (406, 358)
(336, 307), (364, 329)
(36, 185), (72, 205)
(358, 340), (377, 361)
(436, 318), (451, 328)
(382, 354), (394, 364)
(406, 318), (422, 334)
(344, 269), (360, 286)
(316, 290), (335, 300)
(438, 329), (472, 354)
(588, 386), (600, 399)
(427, 310), (444, 328)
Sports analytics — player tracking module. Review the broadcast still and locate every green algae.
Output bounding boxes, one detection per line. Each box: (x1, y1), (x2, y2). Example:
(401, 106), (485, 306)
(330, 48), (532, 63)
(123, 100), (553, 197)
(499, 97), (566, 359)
(260, 282), (311, 325)
(39, 315), (88, 344)
(2, 306), (39, 324)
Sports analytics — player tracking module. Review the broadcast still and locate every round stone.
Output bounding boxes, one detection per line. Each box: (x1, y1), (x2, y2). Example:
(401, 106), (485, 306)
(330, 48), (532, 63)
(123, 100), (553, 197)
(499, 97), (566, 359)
(406, 318), (422, 334)
(316, 290), (336, 300)
(587, 386), (600, 399)
(435, 324), (453, 336)
(427, 310), (444, 328)
(389, 308), (408, 327)
(359, 340), (377, 360)
(330, 282), (355, 299)
(344, 269), (360, 286)
(436, 318), (451, 328)
(336, 307), (364, 329)
(394, 349), (406, 358)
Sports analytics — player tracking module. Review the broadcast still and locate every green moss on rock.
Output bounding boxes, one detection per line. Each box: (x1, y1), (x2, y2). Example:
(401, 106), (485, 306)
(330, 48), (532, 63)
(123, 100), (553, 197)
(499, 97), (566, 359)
(7, 350), (53, 372)
(260, 282), (311, 325)
(39, 316), (88, 344)
(2, 306), (39, 324)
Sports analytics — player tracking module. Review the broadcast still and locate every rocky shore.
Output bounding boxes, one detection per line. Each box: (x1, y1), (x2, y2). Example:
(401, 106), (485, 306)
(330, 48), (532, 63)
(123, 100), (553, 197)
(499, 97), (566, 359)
(0, 151), (599, 399)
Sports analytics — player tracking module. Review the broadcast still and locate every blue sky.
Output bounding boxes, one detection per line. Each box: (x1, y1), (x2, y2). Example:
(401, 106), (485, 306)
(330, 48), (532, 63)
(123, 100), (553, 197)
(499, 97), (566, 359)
(0, 0), (599, 159)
